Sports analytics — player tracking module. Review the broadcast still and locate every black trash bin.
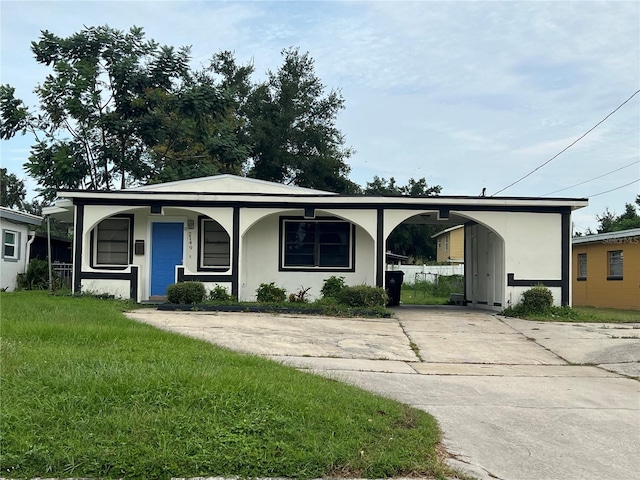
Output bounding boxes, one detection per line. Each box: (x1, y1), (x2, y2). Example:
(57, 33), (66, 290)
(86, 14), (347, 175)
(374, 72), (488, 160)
(385, 270), (404, 307)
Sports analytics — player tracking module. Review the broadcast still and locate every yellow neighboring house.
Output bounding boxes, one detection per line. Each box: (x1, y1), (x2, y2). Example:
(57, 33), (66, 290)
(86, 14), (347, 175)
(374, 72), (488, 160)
(432, 225), (464, 264)
(572, 228), (640, 310)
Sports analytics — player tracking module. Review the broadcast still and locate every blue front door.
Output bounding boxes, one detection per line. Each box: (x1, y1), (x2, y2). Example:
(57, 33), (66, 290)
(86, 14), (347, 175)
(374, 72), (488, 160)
(151, 222), (184, 296)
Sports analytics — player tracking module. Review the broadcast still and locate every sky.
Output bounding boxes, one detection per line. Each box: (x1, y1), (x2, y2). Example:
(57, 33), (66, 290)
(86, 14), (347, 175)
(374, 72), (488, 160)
(1, 0), (639, 232)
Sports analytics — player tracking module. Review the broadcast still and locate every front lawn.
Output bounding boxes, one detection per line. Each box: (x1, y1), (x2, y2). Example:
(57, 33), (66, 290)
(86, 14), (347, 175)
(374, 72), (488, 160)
(0, 292), (455, 480)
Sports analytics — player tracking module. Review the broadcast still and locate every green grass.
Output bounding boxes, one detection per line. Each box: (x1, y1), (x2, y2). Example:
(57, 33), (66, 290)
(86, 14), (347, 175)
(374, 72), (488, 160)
(503, 305), (640, 323)
(400, 276), (464, 305)
(400, 289), (450, 305)
(0, 291), (454, 479)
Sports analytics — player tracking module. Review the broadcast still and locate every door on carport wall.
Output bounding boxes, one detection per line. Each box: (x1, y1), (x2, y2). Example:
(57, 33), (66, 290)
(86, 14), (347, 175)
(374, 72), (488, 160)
(151, 222), (184, 296)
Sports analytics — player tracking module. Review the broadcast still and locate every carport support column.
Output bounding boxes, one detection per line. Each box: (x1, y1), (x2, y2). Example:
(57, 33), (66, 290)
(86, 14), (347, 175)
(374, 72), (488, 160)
(561, 210), (570, 306)
(376, 209), (384, 288)
(232, 207), (240, 299)
(73, 202), (84, 294)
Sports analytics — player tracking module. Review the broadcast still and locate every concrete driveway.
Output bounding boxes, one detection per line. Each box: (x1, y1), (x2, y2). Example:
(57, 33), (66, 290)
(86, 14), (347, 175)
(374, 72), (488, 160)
(126, 306), (640, 480)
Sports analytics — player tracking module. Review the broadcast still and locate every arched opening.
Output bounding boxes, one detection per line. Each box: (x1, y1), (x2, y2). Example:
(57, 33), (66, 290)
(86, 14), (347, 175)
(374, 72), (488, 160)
(239, 208), (375, 301)
(384, 210), (505, 309)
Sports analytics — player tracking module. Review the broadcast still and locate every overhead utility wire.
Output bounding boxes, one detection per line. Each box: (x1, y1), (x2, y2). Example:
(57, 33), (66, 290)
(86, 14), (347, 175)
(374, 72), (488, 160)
(491, 89), (640, 196)
(540, 160), (640, 196)
(588, 178), (640, 198)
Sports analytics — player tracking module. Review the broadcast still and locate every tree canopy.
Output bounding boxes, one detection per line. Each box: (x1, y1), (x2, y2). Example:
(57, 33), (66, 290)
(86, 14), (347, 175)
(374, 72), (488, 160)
(594, 196), (640, 233)
(1, 26), (357, 198)
(364, 176), (444, 261)
(0, 167), (26, 209)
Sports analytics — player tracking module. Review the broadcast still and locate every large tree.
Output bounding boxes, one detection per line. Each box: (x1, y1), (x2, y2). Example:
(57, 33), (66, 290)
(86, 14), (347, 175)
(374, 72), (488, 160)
(364, 176), (444, 261)
(0, 168), (26, 209)
(2, 30), (359, 197)
(147, 51), (253, 183)
(246, 48), (356, 193)
(0, 26), (192, 200)
(595, 196), (640, 233)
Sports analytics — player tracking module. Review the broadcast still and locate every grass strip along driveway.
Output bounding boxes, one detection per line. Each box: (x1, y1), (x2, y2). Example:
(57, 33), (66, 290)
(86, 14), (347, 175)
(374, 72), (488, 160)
(0, 292), (456, 480)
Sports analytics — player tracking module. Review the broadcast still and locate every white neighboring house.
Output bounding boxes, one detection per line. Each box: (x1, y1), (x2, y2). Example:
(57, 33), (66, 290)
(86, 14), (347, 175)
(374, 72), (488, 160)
(0, 206), (43, 291)
(44, 174), (587, 309)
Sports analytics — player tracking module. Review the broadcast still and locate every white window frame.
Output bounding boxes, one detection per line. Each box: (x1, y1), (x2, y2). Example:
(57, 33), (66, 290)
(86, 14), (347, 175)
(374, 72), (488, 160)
(94, 217), (131, 267)
(200, 218), (231, 269)
(577, 253), (587, 279)
(607, 250), (623, 279)
(2, 229), (20, 262)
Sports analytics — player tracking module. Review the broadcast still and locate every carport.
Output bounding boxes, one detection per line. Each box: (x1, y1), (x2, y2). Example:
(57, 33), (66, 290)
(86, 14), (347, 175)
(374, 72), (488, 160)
(381, 199), (585, 309)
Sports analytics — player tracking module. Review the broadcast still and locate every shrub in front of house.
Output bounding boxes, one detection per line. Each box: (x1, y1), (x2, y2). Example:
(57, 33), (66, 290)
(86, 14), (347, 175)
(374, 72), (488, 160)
(502, 285), (555, 317)
(521, 285), (553, 314)
(321, 276), (346, 300)
(209, 285), (234, 302)
(338, 285), (388, 308)
(256, 282), (287, 303)
(18, 258), (50, 290)
(167, 282), (206, 304)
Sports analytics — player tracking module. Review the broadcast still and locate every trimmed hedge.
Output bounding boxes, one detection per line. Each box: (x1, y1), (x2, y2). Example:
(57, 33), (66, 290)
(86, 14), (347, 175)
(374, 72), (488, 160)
(520, 285), (553, 313)
(167, 282), (205, 304)
(339, 285), (388, 308)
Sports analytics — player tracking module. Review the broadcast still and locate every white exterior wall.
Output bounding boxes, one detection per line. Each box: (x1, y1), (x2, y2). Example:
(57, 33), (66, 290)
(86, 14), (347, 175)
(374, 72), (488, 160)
(239, 211), (375, 301)
(81, 279), (131, 299)
(465, 211), (564, 307)
(0, 219), (31, 291)
(80, 205), (236, 301)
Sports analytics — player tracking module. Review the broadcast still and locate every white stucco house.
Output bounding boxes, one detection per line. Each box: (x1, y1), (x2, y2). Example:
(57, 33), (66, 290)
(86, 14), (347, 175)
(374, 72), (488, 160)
(43, 174), (587, 309)
(0, 206), (42, 291)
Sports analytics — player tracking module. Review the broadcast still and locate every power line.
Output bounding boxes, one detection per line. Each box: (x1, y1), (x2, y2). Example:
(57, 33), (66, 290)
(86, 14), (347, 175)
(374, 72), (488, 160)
(492, 89), (640, 196)
(540, 160), (640, 196)
(588, 178), (640, 198)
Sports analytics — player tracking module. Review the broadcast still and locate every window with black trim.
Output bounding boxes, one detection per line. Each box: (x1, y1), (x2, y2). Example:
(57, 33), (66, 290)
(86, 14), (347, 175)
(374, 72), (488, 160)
(201, 218), (230, 268)
(283, 220), (352, 269)
(577, 253), (587, 280)
(2, 229), (19, 261)
(607, 250), (623, 279)
(95, 217), (131, 266)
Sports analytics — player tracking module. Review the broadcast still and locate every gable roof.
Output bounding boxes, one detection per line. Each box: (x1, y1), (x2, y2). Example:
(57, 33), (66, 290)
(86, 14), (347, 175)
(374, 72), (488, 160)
(126, 174), (336, 195)
(0, 206), (42, 226)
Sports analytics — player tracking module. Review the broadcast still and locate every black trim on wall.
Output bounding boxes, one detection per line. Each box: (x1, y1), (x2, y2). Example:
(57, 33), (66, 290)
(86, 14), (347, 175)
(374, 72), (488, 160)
(73, 204), (84, 293)
(232, 207), (240, 298)
(606, 276), (624, 281)
(71, 196), (576, 215)
(577, 277), (587, 282)
(78, 266), (139, 301)
(507, 273), (562, 287)
(376, 209), (384, 287)
(177, 267), (233, 284)
(493, 302), (502, 307)
(89, 214), (134, 270)
(561, 210), (570, 306)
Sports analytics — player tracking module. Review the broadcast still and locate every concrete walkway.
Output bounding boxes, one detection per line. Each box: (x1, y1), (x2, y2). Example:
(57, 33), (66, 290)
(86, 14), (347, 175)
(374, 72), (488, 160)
(126, 306), (640, 480)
